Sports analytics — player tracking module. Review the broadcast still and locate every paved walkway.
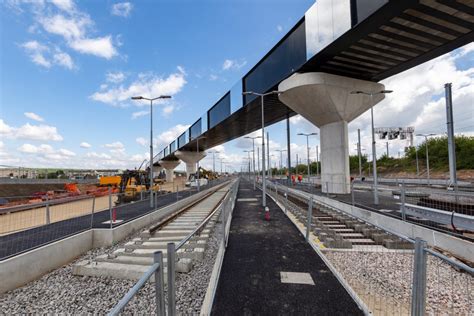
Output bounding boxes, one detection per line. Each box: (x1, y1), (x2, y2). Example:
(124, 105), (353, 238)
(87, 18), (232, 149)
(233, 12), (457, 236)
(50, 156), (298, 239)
(212, 179), (363, 315)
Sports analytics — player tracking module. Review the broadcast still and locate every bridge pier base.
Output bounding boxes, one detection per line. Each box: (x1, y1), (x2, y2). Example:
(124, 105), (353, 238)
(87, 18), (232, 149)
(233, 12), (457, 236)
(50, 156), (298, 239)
(278, 72), (385, 194)
(175, 151), (206, 180)
(159, 160), (180, 183)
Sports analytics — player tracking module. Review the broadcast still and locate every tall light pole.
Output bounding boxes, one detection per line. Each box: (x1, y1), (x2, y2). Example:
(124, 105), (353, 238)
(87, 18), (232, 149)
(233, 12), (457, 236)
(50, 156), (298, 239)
(297, 132), (317, 178)
(243, 91), (282, 207)
(244, 136), (261, 190)
(275, 149), (286, 178)
(131, 95), (171, 208)
(350, 90), (392, 205)
(357, 128), (362, 178)
(416, 133), (436, 185)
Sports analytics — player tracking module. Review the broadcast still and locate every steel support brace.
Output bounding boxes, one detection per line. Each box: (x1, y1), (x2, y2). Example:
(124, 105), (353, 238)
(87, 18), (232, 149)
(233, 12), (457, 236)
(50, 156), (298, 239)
(411, 238), (427, 316)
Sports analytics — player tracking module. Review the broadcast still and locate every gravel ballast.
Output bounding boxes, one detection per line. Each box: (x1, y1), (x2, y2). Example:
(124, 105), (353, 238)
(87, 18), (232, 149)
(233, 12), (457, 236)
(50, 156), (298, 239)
(0, 213), (224, 314)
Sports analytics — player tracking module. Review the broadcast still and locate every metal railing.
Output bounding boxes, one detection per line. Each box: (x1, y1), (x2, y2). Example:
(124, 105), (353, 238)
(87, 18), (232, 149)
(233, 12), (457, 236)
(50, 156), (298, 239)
(108, 251), (165, 316)
(108, 178), (239, 315)
(266, 179), (474, 316)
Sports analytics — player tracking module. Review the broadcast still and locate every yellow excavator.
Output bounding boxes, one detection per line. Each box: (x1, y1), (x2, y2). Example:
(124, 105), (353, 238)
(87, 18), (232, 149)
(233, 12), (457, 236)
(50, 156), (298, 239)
(117, 169), (160, 203)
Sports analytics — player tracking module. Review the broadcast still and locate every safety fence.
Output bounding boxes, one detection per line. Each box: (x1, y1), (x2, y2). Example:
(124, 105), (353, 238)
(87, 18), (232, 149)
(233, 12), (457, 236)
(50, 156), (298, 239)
(265, 180), (473, 316)
(0, 179), (227, 260)
(108, 178), (239, 315)
(271, 177), (474, 240)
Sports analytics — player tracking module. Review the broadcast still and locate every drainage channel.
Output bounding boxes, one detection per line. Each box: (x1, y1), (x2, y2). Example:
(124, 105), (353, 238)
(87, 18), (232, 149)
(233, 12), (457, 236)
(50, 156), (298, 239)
(73, 186), (229, 281)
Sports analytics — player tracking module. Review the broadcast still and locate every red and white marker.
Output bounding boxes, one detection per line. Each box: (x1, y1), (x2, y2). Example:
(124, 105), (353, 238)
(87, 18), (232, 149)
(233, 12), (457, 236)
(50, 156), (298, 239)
(264, 206), (270, 221)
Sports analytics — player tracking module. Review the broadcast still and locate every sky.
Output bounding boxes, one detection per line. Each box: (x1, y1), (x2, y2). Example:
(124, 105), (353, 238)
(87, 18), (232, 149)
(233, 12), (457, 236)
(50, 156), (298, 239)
(0, 0), (473, 173)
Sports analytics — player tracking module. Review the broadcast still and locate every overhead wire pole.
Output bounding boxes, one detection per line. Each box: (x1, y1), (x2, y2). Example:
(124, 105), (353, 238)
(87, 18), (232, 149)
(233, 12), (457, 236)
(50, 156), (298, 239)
(275, 149), (286, 179)
(267, 132), (270, 179)
(244, 136), (261, 190)
(445, 83), (457, 186)
(286, 114), (292, 186)
(416, 133), (436, 185)
(131, 95), (171, 208)
(350, 89), (392, 205)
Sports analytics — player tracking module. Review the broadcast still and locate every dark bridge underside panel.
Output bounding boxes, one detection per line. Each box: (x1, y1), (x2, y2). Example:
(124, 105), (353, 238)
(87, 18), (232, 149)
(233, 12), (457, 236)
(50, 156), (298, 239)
(157, 0), (474, 163)
(164, 94), (295, 160)
(301, 0), (474, 81)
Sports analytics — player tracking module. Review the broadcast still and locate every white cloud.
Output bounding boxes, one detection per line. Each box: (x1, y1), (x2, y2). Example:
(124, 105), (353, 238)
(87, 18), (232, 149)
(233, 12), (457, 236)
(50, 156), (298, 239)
(18, 143), (75, 159)
(21, 40), (75, 69)
(104, 141), (124, 150)
(80, 142), (91, 148)
(136, 137), (147, 146)
(21, 40), (51, 68)
(1, 119), (63, 141)
(162, 105), (175, 117)
(155, 124), (189, 149)
(106, 71), (125, 83)
(51, 0), (75, 13)
(53, 50), (74, 69)
(86, 151), (111, 159)
(209, 74), (218, 81)
(91, 68), (186, 106)
(277, 25), (283, 32)
(111, 2), (133, 17)
(69, 36), (117, 59)
(131, 110), (149, 119)
(24, 112), (44, 122)
(222, 59), (247, 71)
(13, 2), (119, 61)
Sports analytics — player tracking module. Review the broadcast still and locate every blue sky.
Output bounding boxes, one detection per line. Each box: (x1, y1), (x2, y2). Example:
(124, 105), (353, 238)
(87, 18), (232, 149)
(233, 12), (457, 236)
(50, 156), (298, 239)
(1, 0), (473, 172)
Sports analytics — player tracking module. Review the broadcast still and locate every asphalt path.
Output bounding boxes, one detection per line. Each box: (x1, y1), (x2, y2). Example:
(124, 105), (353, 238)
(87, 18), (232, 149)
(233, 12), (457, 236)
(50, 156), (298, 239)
(212, 179), (363, 315)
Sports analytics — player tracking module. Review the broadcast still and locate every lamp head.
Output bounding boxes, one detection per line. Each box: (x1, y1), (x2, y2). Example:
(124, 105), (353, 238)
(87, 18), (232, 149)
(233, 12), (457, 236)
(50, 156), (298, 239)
(131, 96), (143, 100)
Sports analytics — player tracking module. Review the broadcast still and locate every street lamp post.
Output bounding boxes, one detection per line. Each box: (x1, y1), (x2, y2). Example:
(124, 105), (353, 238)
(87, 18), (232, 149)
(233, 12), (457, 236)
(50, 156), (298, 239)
(244, 150), (252, 181)
(416, 133), (436, 185)
(350, 90), (392, 205)
(243, 91), (282, 208)
(244, 136), (261, 190)
(208, 150), (219, 174)
(131, 95), (171, 208)
(297, 132), (318, 179)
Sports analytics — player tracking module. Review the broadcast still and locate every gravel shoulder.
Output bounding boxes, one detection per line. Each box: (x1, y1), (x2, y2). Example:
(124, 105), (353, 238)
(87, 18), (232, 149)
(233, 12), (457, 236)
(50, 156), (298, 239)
(0, 211), (223, 314)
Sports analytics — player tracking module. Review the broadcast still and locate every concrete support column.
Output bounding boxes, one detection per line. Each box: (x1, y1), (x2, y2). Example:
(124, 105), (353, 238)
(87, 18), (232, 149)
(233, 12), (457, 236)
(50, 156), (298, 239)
(278, 72), (385, 194)
(320, 121), (350, 194)
(159, 160), (180, 183)
(175, 151), (206, 179)
(152, 165), (163, 179)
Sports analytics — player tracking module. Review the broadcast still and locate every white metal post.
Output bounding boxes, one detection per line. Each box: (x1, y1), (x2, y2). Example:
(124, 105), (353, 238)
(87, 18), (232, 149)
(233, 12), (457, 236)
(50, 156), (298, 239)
(261, 95), (267, 208)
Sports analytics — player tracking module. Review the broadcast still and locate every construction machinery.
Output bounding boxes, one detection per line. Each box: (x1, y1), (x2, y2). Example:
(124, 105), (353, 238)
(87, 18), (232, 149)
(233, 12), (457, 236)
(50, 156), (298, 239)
(185, 167), (217, 187)
(117, 169), (160, 204)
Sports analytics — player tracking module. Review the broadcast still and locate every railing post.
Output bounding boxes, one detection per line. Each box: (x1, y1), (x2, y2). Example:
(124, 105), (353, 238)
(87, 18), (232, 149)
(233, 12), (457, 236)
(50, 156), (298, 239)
(325, 182), (329, 197)
(176, 185), (179, 202)
(285, 186), (288, 215)
(91, 195), (96, 229)
(154, 251), (165, 316)
(167, 243), (176, 316)
(306, 197), (313, 242)
(140, 190), (143, 201)
(401, 181), (406, 221)
(108, 187), (113, 229)
(45, 195), (51, 225)
(411, 238), (427, 316)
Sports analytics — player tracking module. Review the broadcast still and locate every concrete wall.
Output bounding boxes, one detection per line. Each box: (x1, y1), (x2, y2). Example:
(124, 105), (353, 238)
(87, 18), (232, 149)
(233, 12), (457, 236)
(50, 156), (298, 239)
(0, 230), (93, 294)
(285, 185), (474, 262)
(0, 181), (230, 294)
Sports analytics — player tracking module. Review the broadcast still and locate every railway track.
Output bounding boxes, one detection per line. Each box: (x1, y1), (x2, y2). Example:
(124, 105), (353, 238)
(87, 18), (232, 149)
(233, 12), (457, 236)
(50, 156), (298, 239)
(73, 183), (232, 281)
(268, 185), (413, 250)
